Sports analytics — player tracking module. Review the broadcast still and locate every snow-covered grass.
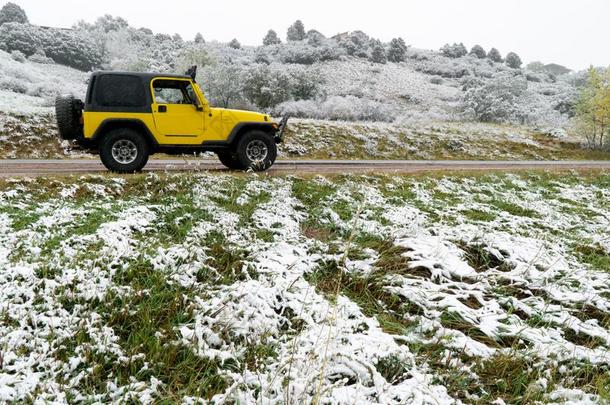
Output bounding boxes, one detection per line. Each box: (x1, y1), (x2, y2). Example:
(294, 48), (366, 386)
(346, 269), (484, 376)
(283, 119), (610, 160)
(0, 113), (86, 159)
(1, 171), (609, 403)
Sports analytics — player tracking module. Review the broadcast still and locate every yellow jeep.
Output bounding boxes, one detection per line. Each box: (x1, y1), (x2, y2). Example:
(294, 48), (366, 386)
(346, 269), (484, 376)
(55, 67), (288, 172)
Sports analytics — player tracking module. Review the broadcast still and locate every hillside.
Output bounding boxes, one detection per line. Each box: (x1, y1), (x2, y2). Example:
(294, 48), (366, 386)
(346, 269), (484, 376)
(1, 171), (609, 403)
(0, 45), (605, 161)
(0, 13), (588, 129)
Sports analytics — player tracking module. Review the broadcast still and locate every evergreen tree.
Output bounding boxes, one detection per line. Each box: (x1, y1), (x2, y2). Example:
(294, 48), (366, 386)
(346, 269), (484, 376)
(228, 38), (241, 49)
(505, 52), (522, 69)
(387, 38), (407, 62)
(440, 43), (467, 58)
(0, 2), (28, 26)
(487, 47), (503, 63)
(194, 32), (205, 43)
(287, 20), (306, 41)
(370, 43), (387, 64)
(263, 29), (281, 45)
(469, 44), (486, 59)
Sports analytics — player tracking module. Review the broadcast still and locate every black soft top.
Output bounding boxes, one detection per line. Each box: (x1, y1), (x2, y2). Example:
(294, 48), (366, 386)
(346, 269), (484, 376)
(85, 71), (194, 114)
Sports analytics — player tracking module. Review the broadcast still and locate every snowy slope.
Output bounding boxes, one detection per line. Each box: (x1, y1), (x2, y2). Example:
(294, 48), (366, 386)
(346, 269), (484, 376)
(0, 49), (87, 115)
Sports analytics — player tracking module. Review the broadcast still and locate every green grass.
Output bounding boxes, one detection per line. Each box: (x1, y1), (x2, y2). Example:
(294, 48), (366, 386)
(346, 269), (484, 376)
(574, 242), (610, 272)
(488, 199), (539, 218)
(461, 209), (497, 222)
(306, 238), (421, 335)
(0, 205), (43, 231)
(79, 257), (230, 400)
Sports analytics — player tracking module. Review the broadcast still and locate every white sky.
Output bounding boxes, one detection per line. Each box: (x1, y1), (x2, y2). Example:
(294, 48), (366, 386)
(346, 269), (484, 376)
(12, 0), (610, 71)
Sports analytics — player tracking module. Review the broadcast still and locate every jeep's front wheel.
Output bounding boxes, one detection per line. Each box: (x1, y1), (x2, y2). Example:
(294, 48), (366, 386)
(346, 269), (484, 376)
(99, 129), (150, 173)
(235, 131), (277, 171)
(217, 151), (244, 170)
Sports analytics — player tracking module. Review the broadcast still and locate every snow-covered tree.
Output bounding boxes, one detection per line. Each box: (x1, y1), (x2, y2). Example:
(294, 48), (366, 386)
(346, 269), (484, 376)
(90, 14), (129, 33)
(526, 61), (545, 72)
(241, 63), (324, 109)
(139, 27), (153, 35)
(202, 62), (244, 108)
(387, 38), (407, 62)
(172, 33), (183, 42)
(440, 43), (467, 58)
(287, 20), (305, 41)
(0, 2), (28, 26)
(279, 42), (318, 64)
(290, 65), (324, 100)
(505, 52), (522, 69)
(487, 47), (503, 63)
(463, 72), (529, 123)
(0, 22), (41, 55)
(370, 43), (387, 64)
(306, 29), (325, 46)
(175, 44), (212, 73)
(228, 38), (241, 49)
(10, 49), (25, 62)
(277, 41), (342, 64)
(194, 32), (204, 43)
(243, 64), (293, 108)
(469, 45), (486, 59)
(0, 22), (102, 70)
(339, 31), (370, 58)
(263, 29), (281, 45)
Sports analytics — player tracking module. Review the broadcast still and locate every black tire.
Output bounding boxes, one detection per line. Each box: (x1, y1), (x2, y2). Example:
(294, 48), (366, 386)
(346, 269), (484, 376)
(55, 94), (83, 140)
(99, 129), (150, 173)
(234, 131), (277, 171)
(217, 151), (245, 170)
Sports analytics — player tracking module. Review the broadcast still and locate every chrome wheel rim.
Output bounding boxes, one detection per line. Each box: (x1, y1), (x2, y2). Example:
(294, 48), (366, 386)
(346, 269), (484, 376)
(111, 139), (138, 164)
(245, 140), (268, 162)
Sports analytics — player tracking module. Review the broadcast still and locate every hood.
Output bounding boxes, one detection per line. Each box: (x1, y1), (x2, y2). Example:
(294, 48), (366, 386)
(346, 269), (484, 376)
(214, 108), (270, 123)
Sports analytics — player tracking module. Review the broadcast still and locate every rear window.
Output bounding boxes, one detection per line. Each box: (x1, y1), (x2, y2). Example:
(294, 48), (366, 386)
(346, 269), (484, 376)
(94, 74), (147, 107)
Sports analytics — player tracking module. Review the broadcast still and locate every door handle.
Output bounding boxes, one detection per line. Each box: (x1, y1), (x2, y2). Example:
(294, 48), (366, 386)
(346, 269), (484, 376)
(158, 105), (167, 113)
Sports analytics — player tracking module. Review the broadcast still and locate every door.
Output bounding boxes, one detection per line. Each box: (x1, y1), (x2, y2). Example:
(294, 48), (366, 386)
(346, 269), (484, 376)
(151, 79), (204, 143)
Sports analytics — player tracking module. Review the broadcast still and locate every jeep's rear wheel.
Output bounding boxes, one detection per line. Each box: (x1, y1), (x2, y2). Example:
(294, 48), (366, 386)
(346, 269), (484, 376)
(235, 131), (277, 171)
(100, 129), (150, 173)
(217, 151), (244, 170)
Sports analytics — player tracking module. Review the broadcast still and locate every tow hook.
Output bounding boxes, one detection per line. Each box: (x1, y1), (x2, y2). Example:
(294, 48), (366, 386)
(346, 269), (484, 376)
(275, 116), (289, 143)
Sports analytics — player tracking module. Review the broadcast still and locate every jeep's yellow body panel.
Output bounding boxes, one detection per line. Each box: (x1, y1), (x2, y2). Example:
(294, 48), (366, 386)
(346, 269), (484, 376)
(83, 78), (272, 146)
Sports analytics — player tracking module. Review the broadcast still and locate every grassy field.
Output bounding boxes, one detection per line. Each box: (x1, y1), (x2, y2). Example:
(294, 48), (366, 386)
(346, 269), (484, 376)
(0, 170), (609, 403)
(2, 112), (610, 161)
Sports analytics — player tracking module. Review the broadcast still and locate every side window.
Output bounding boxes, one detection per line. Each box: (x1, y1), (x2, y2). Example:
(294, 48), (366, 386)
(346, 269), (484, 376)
(95, 75), (146, 107)
(153, 80), (193, 104)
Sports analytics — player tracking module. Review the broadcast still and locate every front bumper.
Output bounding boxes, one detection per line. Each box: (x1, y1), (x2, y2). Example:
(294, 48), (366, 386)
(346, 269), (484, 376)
(274, 116), (289, 143)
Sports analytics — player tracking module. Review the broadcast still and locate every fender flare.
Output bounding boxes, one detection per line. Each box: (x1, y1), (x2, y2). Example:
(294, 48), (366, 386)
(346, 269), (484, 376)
(227, 122), (278, 145)
(92, 118), (159, 148)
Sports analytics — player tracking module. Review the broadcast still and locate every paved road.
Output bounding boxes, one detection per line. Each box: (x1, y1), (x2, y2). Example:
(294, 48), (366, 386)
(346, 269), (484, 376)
(1, 159), (609, 177)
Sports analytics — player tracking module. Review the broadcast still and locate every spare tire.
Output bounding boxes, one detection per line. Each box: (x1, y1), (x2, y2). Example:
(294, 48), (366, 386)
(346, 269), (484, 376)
(55, 94), (84, 140)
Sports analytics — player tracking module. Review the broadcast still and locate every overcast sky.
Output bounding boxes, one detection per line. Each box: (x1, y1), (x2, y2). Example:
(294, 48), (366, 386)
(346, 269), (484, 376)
(12, 0), (610, 71)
